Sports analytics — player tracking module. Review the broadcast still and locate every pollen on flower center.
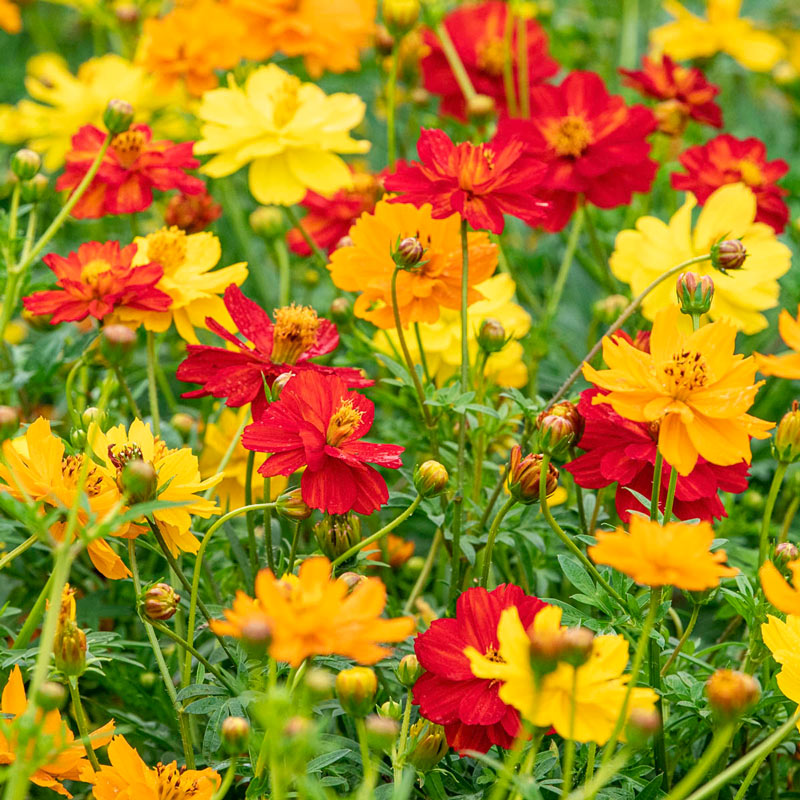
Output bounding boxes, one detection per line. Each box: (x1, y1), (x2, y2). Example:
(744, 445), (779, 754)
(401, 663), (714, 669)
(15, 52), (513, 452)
(483, 646), (505, 663)
(738, 159), (764, 186)
(108, 442), (144, 470)
(154, 763), (202, 800)
(272, 73), (302, 128)
(270, 303), (320, 365)
(476, 37), (505, 76)
(545, 115), (593, 158)
(111, 130), (146, 169)
(327, 398), (364, 447)
(147, 227), (188, 273)
(660, 348), (709, 396)
(79, 258), (112, 284)
(62, 455), (108, 496)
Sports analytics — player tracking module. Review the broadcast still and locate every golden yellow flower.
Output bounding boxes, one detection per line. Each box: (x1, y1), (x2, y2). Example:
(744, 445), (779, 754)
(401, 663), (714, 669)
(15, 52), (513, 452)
(650, 0), (785, 72)
(761, 614), (800, 729)
(589, 517), (738, 590)
(195, 64), (369, 206)
(755, 305), (800, 379)
(112, 226), (247, 344)
(760, 559), (800, 615)
(466, 605), (658, 744)
(610, 183), (791, 334)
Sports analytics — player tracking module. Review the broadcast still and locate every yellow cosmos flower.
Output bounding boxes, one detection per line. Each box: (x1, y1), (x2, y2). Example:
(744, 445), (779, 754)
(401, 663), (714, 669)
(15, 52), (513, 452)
(0, 54), (185, 171)
(466, 605), (658, 744)
(761, 614), (800, 728)
(112, 226), (247, 344)
(376, 274), (531, 388)
(755, 305), (800, 379)
(650, 0), (785, 72)
(610, 183), (791, 334)
(90, 419), (222, 556)
(760, 559), (800, 615)
(199, 407), (287, 509)
(583, 305), (773, 476)
(195, 64), (370, 206)
(589, 517), (738, 591)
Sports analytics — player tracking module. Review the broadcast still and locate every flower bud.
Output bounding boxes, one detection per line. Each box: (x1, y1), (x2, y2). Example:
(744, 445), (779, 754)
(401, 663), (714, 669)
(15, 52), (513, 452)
(276, 488), (313, 521)
(165, 191), (222, 234)
(220, 716), (250, 755)
(397, 653), (422, 687)
(284, 716), (312, 738)
(537, 401), (583, 457)
(54, 620), (86, 677)
(139, 671), (158, 689)
(330, 297), (352, 324)
(559, 627), (595, 668)
(81, 407), (104, 428)
(142, 583), (181, 621)
(240, 617), (272, 652)
(413, 460), (448, 498)
(120, 459), (158, 505)
(35, 681), (67, 712)
(378, 699), (403, 720)
(507, 446), (559, 504)
(625, 709), (661, 748)
(774, 401), (800, 464)
(676, 272), (714, 316)
(477, 318), (507, 354)
(249, 206), (284, 239)
(527, 629), (564, 678)
(706, 669), (760, 718)
(100, 323), (137, 364)
(654, 99), (688, 137)
(303, 268), (320, 287)
(335, 235), (355, 250)
(776, 541), (799, 563)
(20, 174), (49, 204)
(367, 715), (399, 753)
(374, 24), (395, 55)
(336, 666), (378, 717)
(406, 719), (448, 771)
(103, 99), (134, 134)
(593, 294), (628, 325)
(338, 571), (369, 592)
(384, 0), (420, 33)
(0, 406), (20, 441)
(304, 667), (336, 700)
(711, 239), (747, 273)
(10, 148), (40, 181)
(270, 371), (294, 401)
(393, 236), (425, 269)
(314, 513), (361, 560)
(115, 3), (139, 23)
(170, 412), (195, 438)
(467, 93), (496, 120)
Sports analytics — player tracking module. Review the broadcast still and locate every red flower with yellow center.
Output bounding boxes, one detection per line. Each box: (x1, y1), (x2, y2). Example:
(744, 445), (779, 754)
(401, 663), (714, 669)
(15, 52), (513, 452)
(242, 371), (404, 515)
(385, 128), (548, 234)
(619, 54), (723, 135)
(56, 123), (205, 219)
(177, 285), (371, 421)
(420, 1), (558, 121)
(413, 585), (548, 754)
(670, 134), (789, 234)
(23, 241), (171, 324)
(500, 71), (658, 232)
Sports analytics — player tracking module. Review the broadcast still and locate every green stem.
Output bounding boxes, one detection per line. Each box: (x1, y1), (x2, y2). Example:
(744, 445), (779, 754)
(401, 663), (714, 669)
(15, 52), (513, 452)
(661, 603), (699, 676)
(67, 678), (101, 772)
(545, 206), (584, 323)
(393, 692), (413, 781)
(434, 22), (477, 104)
(569, 447), (589, 536)
(112, 364), (142, 418)
(355, 717), (374, 785)
(575, 747), (632, 800)
(284, 204), (327, 270)
(210, 759), (238, 800)
(244, 449), (258, 582)
(650, 451), (664, 520)
(286, 522), (301, 576)
(264, 477), (275, 572)
(146, 330), (161, 436)
(480, 496), (516, 588)
(488, 731), (528, 800)
(779, 494), (800, 544)
(386, 45), (401, 168)
(501, 8), (518, 117)
(64, 356), (87, 429)
(0, 533), (37, 570)
(413, 322), (431, 384)
(649, 596), (668, 787)
(12, 572), (54, 649)
(663, 465), (678, 523)
(403, 528), (442, 614)
(664, 723), (737, 800)
(759, 462), (788, 567)
(561, 672), (579, 798)
(271, 239), (291, 308)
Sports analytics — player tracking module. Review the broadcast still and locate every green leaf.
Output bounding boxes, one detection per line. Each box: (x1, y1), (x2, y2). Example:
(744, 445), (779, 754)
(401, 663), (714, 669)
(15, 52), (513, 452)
(557, 553), (596, 597)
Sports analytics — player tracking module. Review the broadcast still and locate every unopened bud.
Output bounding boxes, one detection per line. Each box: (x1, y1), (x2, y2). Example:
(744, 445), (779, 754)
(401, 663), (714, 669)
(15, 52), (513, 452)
(593, 294), (628, 325)
(711, 239), (747, 273)
(142, 583), (180, 621)
(477, 318), (507, 353)
(537, 401), (583, 457)
(170, 412), (195, 438)
(379, 699), (403, 720)
(336, 666), (378, 717)
(559, 627), (595, 667)
(21, 174), (49, 203)
(384, 0), (420, 33)
(114, 2), (139, 23)
(35, 681), (67, 712)
(249, 206), (284, 239)
(375, 24), (395, 55)
(240, 617), (272, 652)
(467, 93), (496, 120)
(284, 716), (312, 738)
(406, 719), (448, 771)
(335, 235), (355, 250)
(625, 709), (661, 748)
(654, 99), (688, 137)
(774, 401), (800, 464)
(10, 149), (40, 181)
(270, 371), (294, 401)
(165, 191), (222, 234)
(221, 716), (250, 755)
(120, 459), (158, 505)
(303, 268), (320, 287)
(100, 324), (136, 364)
(54, 621), (86, 677)
(276, 488), (313, 521)
(365, 713), (399, 751)
(393, 236), (424, 269)
(303, 667), (335, 700)
(81, 407), (104, 428)
(314, 513), (361, 560)
(338, 571), (368, 592)
(676, 271), (714, 316)
(0, 406), (20, 440)
(507, 446), (559, 504)
(330, 297), (352, 324)
(103, 99), (134, 134)
(413, 460), (448, 498)
(706, 669), (760, 718)
(776, 541), (799, 563)
(397, 653), (422, 687)
(410, 87), (430, 106)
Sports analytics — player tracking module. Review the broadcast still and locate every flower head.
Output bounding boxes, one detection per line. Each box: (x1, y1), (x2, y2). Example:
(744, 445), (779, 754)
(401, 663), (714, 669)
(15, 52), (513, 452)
(385, 128), (548, 234)
(671, 135), (790, 234)
(55, 123), (204, 219)
(755, 306), (800, 379)
(589, 517), (738, 590)
(211, 556), (414, 666)
(195, 65), (369, 206)
(23, 241), (171, 325)
(583, 305), (773, 476)
(365, 534), (415, 568)
(328, 200), (497, 329)
(762, 614), (800, 724)
(760, 560), (800, 615)
(0, 0), (21, 34)
(610, 183), (791, 333)
(420, 1), (558, 121)
(165, 189), (222, 234)
(242, 371), (404, 515)
(177, 285), (370, 420)
(413, 585), (548, 754)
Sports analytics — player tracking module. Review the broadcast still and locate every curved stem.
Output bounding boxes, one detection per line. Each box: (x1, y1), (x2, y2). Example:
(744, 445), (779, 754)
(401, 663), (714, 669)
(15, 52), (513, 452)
(210, 758), (238, 800)
(661, 602), (699, 677)
(67, 678), (101, 771)
(480, 496), (516, 588)
(12, 572), (54, 649)
(0, 533), (37, 570)
(283, 204), (327, 270)
(759, 462), (787, 567)
(146, 330), (161, 436)
(434, 21), (476, 103)
(112, 363), (142, 418)
(386, 45), (401, 168)
(664, 722), (737, 800)
(779, 494), (799, 544)
(403, 528), (442, 615)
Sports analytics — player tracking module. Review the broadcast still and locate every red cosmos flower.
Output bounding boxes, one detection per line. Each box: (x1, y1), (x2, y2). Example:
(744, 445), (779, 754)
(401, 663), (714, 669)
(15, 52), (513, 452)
(500, 71), (658, 232)
(177, 285), (371, 421)
(619, 55), (723, 135)
(671, 134), (790, 234)
(564, 388), (749, 522)
(413, 585), (547, 754)
(56, 123), (205, 219)
(165, 189), (222, 233)
(420, 1), (558, 121)
(23, 241), (171, 324)
(384, 128), (548, 234)
(242, 371), (404, 515)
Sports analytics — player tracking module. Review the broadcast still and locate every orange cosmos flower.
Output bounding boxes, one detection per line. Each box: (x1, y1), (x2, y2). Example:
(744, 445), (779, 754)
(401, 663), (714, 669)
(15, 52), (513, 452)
(0, 0), (21, 33)
(211, 556), (415, 666)
(760, 560), (800, 615)
(365, 534), (415, 568)
(583, 305), (773, 476)
(90, 735), (220, 800)
(588, 517), (738, 591)
(327, 200), (497, 329)
(0, 665), (114, 797)
(755, 305), (800, 379)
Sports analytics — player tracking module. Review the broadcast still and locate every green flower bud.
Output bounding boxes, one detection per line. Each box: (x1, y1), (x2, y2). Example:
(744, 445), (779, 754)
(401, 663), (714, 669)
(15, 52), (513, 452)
(10, 149), (40, 181)
(336, 666), (377, 717)
(413, 460), (448, 498)
(103, 99), (135, 134)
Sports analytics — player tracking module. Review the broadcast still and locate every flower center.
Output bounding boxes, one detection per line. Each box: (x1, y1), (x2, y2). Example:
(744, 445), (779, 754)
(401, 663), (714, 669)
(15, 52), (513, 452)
(457, 144), (496, 192)
(660, 349), (709, 397)
(108, 442), (144, 470)
(326, 398), (364, 447)
(545, 115), (593, 158)
(154, 764), (202, 800)
(80, 258), (112, 285)
(476, 36), (505, 76)
(270, 304), (320, 365)
(61, 455), (109, 496)
(484, 646), (505, 663)
(272, 73), (302, 128)
(111, 129), (146, 169)
(147, 227), (188, 273)
(738, 159), (764, 187)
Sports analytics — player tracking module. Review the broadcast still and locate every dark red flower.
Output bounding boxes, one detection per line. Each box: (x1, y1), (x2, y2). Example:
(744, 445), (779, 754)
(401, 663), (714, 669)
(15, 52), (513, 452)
(177, 285), (371, 421)
(619, 54), (723, 134)
(413, 584), (548, 755)
(23, 241), (171, 324)
(500, 71), (658, 232)
(165, 188), (222, 233)
(56, 124), (205, 219)
(671, 134), (789, 234)
(420, 1), (558, 121)
(384, 128), (548, 234)
(242, 371), (404, 515)
(564, 388), (749, 522)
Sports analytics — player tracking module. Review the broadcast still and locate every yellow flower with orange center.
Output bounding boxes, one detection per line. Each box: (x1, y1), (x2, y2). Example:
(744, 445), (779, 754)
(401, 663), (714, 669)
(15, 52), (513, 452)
(583, 305), (773, 476)
(211, 556), (415, 666)
(589, 517), (738, 590)
(329, 200), (498, 329)
(755, 305), (800, 379)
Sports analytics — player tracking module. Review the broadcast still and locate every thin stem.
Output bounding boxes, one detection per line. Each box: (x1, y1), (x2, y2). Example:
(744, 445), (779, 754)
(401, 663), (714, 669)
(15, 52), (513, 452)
(480, 496), (516, 588)
(0, 533), (37, 570)
(779, 494), (799, 544)
(434, 22), (477, 104)
(649, 591), (668, 788)
(210, 759), (238, 800)
(561, 672), (579, 798)
(589, 486), (605, 534)
(394, 692), (414, 780)
(283, 204), (327, 269)
(661, 603), (699, 676)
(386, 45), (401, 168)
(516, 15), (529, 118)
(488, 731), (528, 800)
(569, 447), (589, 536)
(244, 450), (258, 583)
(67, 678), (101, 771)
(112, 364), (142, 418)
(545, 206), (584, 323)
(12, 572), (54, 649)
(413, 322), (431, 384)
(403, 528), (442, 614)
(574, 747), (632, 800)
(355, 717), (374, 785)
(502, 8), (518, 117)
(759, 462), (787, 566)
(664, 722), (737, 800)
(663, 465), (678, 523)
(286, 522), (301, 577)
(650, 450), (664, 520)
(146, 330), (161, 436)
(272, 239), (291, 308)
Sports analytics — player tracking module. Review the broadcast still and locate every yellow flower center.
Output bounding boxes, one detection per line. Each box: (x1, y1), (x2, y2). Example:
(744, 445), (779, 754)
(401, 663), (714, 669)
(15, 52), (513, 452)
(154, 763), (203, 800)
(61, 455), (109, 496)
(272, 73), (302, 128)
(80, 258), (112, 285)
(457, 144), (496, 193)
(545, 115), (593, 158)
(660, 348), (709, 398)
(483, 646), (505, 663)
(270, 304), (320, 365)
(738, 159), (764, 187)
(146, 227), (188, 273)
(476, 37), (505, 76)
(111, 129), (146, 169)
(327, 398), (364, 447)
